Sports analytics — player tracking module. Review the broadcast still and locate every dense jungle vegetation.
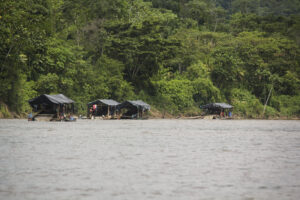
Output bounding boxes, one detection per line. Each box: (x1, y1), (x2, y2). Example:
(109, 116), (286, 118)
(1, 0), (300, 118)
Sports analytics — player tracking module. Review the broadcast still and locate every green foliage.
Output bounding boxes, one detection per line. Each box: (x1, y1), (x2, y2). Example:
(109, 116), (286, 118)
(192, 78), (222, 106)
(230, 13), (260, 33)
(264, 106), (279, 119)
(232, 0), (260, 14)
(184, 61), (222, 105)
(35, 73), (60, 94)
(181, 0), (227, 31)
(272, 95), (300, 117)
(0, 0), (299, 118)
(103, 2), (180, 89)
(210, 31), (300, 103)
(0, 102), (12, 118)
(18, 76), (38, 114)
(211, 46), (244, 89)
(230, 88), (264, 118)
(91, 55), (135, 101)
(154, 79), (195, 113)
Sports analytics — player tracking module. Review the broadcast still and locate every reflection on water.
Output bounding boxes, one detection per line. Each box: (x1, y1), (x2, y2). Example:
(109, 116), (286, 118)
(0, 119), (300, 200)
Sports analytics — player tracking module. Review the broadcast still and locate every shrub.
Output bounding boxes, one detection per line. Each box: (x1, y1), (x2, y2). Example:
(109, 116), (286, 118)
(230, 88), (264, 118)
(272, 95), (300, 117)
(0, 102), (12, 118)
(154, 79), (195, 113)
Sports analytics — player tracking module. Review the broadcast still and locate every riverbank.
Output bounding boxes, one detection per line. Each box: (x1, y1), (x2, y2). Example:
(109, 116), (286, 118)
(147, 107), (300, 120)
(1, 101), (299, 120)
(1, 110), (299, 120)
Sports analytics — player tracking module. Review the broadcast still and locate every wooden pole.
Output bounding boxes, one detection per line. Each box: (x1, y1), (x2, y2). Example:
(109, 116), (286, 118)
(263, 87), (273, 116)
(107, 106), (110, 118)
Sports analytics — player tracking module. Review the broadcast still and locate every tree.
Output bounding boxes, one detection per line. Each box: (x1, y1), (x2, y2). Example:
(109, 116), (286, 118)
(104, 0), (180, 90)
(0, 0), (49, 113)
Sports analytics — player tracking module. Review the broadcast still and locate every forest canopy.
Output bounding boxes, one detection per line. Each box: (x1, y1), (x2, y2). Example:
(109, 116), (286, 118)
(0, 0), (300, 118)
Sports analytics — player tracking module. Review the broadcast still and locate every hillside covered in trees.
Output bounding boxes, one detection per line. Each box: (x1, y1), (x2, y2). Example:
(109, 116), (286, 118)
(1, 0), (300, 118)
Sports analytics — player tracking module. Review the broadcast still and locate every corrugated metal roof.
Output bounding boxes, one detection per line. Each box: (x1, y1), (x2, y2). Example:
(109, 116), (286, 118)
(87, 99), (120, 106)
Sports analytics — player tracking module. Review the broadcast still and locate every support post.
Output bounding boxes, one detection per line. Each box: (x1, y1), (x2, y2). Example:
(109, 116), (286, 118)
(107, 106), (110, 118)
(263, 87), (273, 116)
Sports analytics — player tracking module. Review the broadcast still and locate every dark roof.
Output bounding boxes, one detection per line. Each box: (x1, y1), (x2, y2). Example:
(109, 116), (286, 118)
(87, 99), (120, 106)
(201, 103), (233, 109)
(117, 100), (151, 110)
(29, 94), (74, 106)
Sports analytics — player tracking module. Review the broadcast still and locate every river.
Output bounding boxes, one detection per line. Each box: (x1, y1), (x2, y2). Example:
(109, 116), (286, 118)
(0, 119), (300, 200)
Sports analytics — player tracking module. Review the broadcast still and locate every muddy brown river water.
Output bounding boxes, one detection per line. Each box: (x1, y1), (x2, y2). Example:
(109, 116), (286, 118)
(0, 119), (300, 200)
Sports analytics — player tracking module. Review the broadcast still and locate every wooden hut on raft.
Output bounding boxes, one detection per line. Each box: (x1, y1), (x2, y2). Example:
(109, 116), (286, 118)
(117, 100), (150, 119)
(87, 99), (120, 119)
(200, 103), (233, 118)
(28, 94), (75, 121)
